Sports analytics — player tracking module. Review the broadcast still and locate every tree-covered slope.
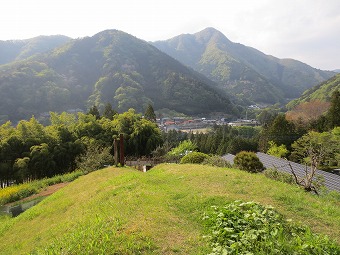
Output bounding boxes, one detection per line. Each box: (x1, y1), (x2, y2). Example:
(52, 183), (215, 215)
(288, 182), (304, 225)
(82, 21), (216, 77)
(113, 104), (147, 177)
(153, 27), (335, 105)
(0, 35), (71, 65)
(0, 165), (339, 254)
(287, 73), (340, 108)
(0, 30), (235, 121)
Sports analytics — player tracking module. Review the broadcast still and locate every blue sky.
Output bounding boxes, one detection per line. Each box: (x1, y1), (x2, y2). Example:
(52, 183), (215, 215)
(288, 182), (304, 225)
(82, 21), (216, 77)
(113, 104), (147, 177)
(1, 0), (339, 70)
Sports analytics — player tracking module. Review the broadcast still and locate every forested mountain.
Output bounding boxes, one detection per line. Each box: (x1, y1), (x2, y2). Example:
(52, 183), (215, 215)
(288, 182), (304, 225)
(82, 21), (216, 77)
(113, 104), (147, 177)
(153, 27), (335, 105)
(0, 35), (71, 65)
(0, 30), (235, 122)
(287, 73), (340, 108)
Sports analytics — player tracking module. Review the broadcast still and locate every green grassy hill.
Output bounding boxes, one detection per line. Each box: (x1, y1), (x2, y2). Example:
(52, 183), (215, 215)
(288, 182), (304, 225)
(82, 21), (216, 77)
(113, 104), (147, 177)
(1, 164), (339, 254)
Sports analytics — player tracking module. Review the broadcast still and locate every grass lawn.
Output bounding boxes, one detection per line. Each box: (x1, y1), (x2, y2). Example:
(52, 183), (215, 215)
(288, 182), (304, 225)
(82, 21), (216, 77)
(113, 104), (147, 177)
(0, 164), (339, 254)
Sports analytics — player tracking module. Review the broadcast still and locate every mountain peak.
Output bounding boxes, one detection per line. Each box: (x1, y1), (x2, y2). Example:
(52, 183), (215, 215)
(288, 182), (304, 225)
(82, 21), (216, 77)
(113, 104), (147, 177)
(152, 29), (335, 105)
(194, 27), (231, 45)
(198, 27), (223, 35)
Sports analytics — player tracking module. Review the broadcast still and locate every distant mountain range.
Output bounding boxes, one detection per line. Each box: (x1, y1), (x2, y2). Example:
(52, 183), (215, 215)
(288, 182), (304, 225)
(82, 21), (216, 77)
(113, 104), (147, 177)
(153, 27), (335, 105)
(0, 27), (337, 122)
(0, 35), (71, 65)
(0, 30), (234, 122)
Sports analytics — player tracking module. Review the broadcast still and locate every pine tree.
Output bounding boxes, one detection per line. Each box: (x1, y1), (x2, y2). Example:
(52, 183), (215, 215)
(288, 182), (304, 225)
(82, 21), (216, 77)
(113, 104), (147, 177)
(144, 104), (156, 122)
(103, 103), (117, 120)
(88, 105), (100, 119)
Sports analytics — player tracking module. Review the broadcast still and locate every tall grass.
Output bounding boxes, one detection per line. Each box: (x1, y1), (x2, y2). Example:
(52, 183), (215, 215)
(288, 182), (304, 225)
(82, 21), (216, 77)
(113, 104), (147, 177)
(0, 171), (83, 205)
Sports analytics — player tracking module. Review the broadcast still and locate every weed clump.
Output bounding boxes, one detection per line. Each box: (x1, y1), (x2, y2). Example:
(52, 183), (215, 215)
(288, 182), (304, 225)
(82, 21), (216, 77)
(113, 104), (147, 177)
(263, 168), (295, 184)
(203, 200), (340, 255)
(202, 155), (232, 168)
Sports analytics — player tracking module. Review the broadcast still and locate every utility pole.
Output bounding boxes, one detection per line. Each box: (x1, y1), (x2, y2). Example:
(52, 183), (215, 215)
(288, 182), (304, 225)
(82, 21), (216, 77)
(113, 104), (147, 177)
(114, 133), (125, 166)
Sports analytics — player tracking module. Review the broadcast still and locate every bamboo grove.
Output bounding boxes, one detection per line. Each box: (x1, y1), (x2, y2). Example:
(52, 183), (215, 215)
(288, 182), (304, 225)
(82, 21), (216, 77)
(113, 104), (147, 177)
(0, 109), (162, 187)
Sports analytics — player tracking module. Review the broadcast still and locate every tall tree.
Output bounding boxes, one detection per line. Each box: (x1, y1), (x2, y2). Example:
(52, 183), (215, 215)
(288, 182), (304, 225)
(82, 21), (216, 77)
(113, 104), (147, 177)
(327, 90), (340, 129)
(259, 114), (302, 152)
(144, 104), (156, 122)
(88, 105), (101, 120)
(102, 103), (117, 120)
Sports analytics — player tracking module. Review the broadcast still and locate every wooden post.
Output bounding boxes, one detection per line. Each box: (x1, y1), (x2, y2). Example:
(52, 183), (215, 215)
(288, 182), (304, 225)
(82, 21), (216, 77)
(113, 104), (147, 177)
(119, 134), (125, 166)
(114, 138), (119, 166)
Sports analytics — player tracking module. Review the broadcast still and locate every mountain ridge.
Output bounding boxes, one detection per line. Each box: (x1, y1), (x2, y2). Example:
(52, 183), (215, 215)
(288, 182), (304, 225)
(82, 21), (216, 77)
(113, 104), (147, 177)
(153, 28), (335, 105)
(0, 29), (235, 122)
(0, 35), (71, 65)
(287, 73), (340, 108)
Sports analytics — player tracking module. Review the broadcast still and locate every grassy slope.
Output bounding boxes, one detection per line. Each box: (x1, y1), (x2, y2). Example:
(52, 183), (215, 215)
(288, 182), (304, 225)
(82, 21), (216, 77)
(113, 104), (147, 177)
(0, 164), (339, 254)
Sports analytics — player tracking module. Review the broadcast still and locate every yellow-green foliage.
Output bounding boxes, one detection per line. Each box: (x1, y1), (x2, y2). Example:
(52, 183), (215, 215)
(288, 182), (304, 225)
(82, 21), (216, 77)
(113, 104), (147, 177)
(0, 184), (37, 206)
(0, 171), (83, 206)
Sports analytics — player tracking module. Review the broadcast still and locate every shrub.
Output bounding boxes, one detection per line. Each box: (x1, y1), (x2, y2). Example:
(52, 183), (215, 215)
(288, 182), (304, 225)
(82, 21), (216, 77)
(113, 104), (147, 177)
(76, 144), (113, 173)
(203, 200), (340, 255)
(263, 168), (295, 184)
(180, 152), (210, 164)
(267, 141), (289, 158)
(234, 151), (264, 173)
(202, 155), (232, 168)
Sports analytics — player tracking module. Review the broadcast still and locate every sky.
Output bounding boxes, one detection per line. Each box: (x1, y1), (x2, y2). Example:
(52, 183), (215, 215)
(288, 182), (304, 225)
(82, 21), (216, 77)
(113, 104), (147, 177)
(1, 0), (340, 70)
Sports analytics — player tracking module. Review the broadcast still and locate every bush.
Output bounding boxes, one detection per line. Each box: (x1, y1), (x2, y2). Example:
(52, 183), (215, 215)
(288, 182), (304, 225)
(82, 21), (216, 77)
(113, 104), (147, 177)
(234, 151), (264, 173)
(202, 155), (232, 168)
(180, 152), (210, 164)
(76, 144), (113, 173)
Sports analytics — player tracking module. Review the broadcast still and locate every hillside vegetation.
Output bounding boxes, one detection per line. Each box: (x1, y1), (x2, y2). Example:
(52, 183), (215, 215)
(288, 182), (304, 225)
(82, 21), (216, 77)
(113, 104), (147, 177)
(0, 35), (71, 65)
(0, 30), (234, 122)
(287, 73), (340, 109)
(0, 164), (339, 254)
(153, 27), (335, 105)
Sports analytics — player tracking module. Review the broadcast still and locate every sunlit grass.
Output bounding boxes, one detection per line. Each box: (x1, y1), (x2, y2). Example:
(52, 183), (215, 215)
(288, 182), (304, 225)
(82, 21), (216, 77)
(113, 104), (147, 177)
(0, 171), (83, 206)
(0, 164), (339, 254)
